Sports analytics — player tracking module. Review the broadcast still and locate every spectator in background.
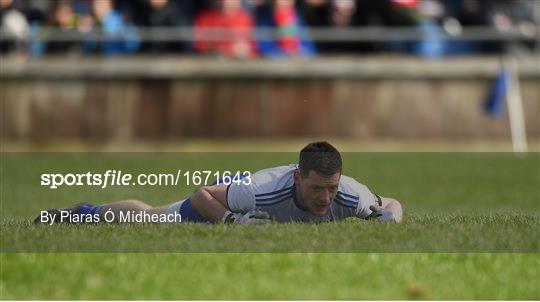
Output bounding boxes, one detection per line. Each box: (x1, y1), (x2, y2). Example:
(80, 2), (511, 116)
(446, 0), (488, 27)
(486, 0), (538, 55)
(81, 0), (140, 55)
(382, 0), (448, 58)
(298, 0), (330, 28)
(253, 0), (315, 57)
(441, 0), (488, 54)
(414, 0), (448, 58)
(44, 0), (82, 54)
(132, 0), (192, 53)
(331, 0), (356, 27)
(20, 0), (52, 25)
(300, 0), (423, 54)
(300, 0), (383, 53)
(328, 0), (365, 52)
(193, 0), (257, 59)
(0, 0), (28, 53)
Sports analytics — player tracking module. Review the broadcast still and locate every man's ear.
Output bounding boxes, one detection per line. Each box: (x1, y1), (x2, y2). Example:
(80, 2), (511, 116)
(293, 169), (301, 185)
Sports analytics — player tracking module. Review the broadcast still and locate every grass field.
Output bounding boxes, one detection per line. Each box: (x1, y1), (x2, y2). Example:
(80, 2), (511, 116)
(1, 152), (539, 299)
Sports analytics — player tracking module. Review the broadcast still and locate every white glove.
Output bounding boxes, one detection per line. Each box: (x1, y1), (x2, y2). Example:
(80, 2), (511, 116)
(221, 210), (271, 224)
(367, 204), (396, 222)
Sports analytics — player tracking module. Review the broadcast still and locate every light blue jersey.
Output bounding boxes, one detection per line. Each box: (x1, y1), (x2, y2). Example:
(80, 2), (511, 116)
(227, 164), (381, 222)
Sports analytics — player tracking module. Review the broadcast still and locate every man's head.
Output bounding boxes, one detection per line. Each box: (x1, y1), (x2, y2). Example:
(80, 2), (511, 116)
(293, 142), (342, 216)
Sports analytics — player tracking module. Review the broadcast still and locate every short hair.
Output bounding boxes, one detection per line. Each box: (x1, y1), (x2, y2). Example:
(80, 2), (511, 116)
(299, 141), (342, 177)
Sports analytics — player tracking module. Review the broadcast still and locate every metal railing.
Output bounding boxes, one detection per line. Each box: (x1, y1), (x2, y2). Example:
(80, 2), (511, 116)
(1, 26), (538, 42)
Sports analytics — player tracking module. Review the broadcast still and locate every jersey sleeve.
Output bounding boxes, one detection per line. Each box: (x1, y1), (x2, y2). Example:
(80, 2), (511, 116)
(226, 165), (294, 213)
(356, 185), (381, 218)
(358, 192), (383, 218)
(340, 176), (381, 218)
(226, 182), (256, 213)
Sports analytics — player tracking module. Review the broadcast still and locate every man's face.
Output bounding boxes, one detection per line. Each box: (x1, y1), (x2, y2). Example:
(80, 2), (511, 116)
(294, 170), (340, 216)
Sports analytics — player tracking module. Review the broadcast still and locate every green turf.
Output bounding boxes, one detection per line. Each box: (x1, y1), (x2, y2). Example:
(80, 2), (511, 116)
(2, 213), (538, 252)
(1, 153), (539, 299)
(1, 253), (539, 300)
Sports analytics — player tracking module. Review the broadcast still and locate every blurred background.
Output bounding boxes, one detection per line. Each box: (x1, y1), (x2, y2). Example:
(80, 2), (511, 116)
(1, 0), (539, 151)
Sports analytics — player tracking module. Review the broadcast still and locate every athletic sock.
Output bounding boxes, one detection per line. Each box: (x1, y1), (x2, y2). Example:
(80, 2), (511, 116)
(73, 203), (104, 217)
(179, 198), (209, 223)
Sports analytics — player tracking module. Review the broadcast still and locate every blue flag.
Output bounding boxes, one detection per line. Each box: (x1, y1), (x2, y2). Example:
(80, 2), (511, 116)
(484, 67), (509, 117)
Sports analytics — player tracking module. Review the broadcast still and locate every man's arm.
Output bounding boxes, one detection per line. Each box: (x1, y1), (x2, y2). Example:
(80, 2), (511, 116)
(191, 184), (229, 223)
(380, 197), (403, 223)
(190, 184), (269, 224)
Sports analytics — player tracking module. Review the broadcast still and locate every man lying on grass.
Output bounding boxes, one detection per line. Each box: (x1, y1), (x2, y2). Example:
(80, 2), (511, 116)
(35, 142), (402, 224)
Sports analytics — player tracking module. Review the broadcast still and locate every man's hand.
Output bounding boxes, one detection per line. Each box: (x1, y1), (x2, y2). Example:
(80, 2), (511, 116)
(221, 210), (271, 224)
(367, 205), (396, 223)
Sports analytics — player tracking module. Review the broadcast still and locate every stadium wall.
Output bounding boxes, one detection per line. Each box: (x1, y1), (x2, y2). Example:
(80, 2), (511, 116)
(1, 57), (539, 142)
